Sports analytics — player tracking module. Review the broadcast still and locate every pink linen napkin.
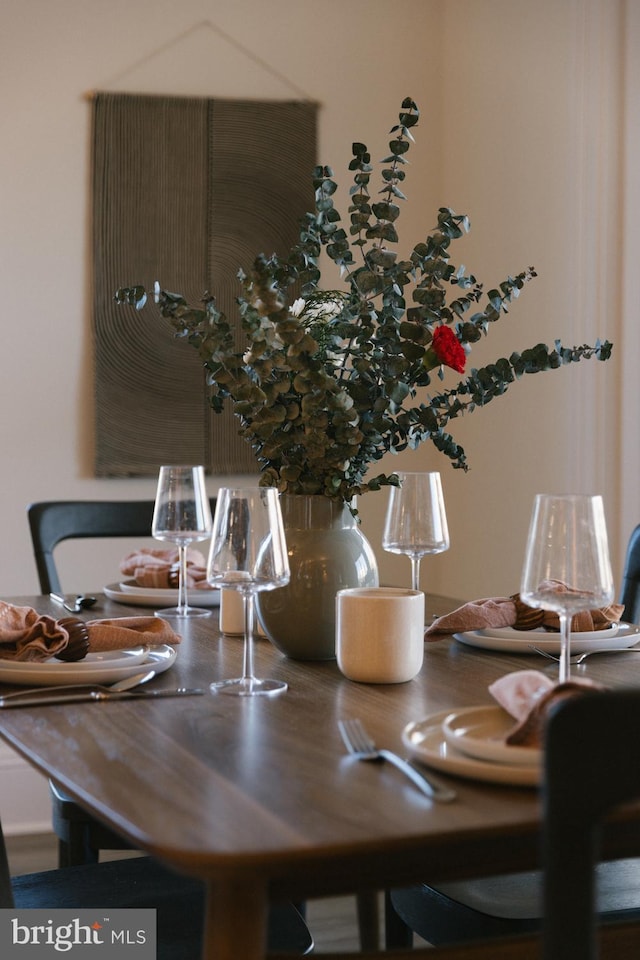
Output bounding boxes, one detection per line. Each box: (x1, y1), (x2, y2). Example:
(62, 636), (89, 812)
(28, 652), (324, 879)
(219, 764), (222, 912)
(425, 581), (624, 641)
(489, 669), (603, 748)
(0, 602), (68, 661)
(84, 615), (181, 651)
(120, 547), (213, 590)
(0, 602), (181, 663)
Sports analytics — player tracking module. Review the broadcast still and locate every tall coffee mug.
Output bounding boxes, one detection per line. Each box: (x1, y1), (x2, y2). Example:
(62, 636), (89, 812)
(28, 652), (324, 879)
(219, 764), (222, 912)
(336, 587), (425, 683)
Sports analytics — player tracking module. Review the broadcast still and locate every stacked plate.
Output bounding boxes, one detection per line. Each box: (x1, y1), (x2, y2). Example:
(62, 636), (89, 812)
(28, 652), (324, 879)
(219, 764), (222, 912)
(453, 621), (640, 654)
(0, 645), (177, 687)
(402, 705), (540, 787)
(104, 580), (220, 608)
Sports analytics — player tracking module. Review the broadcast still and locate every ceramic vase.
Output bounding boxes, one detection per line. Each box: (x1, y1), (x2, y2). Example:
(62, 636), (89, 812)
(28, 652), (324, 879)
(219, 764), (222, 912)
(256, 494), (379, 660)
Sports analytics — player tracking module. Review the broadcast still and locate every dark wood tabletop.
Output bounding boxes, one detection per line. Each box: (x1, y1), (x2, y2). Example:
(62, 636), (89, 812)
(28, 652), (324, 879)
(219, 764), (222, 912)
(1, 593), (639, 959)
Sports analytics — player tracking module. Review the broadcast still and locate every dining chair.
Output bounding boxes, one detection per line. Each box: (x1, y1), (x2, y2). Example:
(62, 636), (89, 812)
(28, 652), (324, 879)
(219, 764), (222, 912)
(0, 823), (313, 957)
(271, 687), (640, 959)
(26, 498), (215, 869)
(380, 523), (640, 950)
(28, 498), (215, 596)
(619, 523), (640, 624)
(386, 682), (640, 956)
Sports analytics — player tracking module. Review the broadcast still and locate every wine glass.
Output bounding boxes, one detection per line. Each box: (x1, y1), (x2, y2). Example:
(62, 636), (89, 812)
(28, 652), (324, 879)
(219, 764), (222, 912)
(151, 465), (213, 619)
(206, 487), (290, 696)
(520, 493), (614, 683)
(382, 472), (450, 597)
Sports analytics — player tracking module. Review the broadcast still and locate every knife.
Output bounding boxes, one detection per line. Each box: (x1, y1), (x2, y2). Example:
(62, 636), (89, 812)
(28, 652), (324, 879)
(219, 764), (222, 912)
(0, 688), (206, 708)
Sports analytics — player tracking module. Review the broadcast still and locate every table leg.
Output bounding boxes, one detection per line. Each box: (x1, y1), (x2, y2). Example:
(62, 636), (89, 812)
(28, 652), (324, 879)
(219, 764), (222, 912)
(201, 877), (268, 960)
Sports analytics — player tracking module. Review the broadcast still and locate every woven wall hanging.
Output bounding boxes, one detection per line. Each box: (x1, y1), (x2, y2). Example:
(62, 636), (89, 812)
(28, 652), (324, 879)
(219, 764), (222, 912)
(92, 92), (317, 476)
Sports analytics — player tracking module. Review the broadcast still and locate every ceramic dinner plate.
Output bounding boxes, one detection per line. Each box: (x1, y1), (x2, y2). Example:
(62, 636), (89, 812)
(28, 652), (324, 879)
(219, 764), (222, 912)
(454, 621), (640, 654)
(402, 710), (540, 787)
(442, 705), (541, 767)
(0, 645), (177, 687)
(104, 581), (220, 608)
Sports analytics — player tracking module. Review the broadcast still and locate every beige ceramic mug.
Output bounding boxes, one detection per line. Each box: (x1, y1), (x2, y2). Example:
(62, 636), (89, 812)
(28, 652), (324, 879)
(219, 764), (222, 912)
(335, 587), (425, 683)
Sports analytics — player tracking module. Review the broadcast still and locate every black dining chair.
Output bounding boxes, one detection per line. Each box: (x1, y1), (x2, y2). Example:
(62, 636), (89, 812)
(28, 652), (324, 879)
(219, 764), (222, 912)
(28, 498), (217, 597)
(377, 522), (640, 950)
(619, 523), (640, 625)
(27, 498), (216, 869)
(271, 687), (640, 960)
(1, 821), (313, 957)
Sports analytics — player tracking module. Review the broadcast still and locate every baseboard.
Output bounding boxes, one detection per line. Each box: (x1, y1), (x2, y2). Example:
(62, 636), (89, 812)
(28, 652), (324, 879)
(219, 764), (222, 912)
(0, 741), (51, 835)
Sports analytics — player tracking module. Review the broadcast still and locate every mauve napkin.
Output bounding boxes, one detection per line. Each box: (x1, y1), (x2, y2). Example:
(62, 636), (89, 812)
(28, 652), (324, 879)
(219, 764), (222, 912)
(120, 547), (213, 590)
(84, 615), (181, 651)
(0, 602), (68, 661)
(0, 602), (181, 663)
(425, 580), (623, 640)
(489, 669), (603, 747)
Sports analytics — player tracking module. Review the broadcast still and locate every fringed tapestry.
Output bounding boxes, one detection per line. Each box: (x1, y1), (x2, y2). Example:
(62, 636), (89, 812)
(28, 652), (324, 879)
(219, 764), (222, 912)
(92, 93), (317, 476)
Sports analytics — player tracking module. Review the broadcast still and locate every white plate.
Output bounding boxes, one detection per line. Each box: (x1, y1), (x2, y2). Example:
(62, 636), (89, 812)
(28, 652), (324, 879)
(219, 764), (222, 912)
(403, 711), (540, 787)
(442, 705), (541, 767)
(454, 622), (640, 654)
(478, 623), (619, 642)
(0, 645), (177, 687)
(105, 582), (220, 608)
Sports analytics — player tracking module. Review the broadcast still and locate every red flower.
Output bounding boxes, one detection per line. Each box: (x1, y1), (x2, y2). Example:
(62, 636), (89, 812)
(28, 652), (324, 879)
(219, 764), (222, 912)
(430, 325), (466, 374)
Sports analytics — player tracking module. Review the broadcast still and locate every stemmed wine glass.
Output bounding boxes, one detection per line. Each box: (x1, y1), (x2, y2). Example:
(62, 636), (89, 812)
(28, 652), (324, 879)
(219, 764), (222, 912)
(151, 465), (213, 619)
(520, 493), (614, 683)
(206, 487), (290, 696)
(382, 472), (450, 596)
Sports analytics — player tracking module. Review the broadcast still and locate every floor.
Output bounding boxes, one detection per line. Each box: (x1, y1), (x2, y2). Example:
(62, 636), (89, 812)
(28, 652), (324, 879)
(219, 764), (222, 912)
(5, 832), (409, 953)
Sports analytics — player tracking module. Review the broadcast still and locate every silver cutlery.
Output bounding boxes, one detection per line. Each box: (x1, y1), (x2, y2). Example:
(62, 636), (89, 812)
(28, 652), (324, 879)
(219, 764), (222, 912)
(50, 593), (98, 613)
(0, 670), (206, 708)
(338, 718), (457, 803)
(0, 670), (156, 702)
(530, 644), (640, 665)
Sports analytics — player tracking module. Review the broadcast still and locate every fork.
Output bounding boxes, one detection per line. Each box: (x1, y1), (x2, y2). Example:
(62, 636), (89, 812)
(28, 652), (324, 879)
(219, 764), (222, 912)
(50, 593), (98, 614)
(338, 718), (456, 802)
(530, 644), (640, 665)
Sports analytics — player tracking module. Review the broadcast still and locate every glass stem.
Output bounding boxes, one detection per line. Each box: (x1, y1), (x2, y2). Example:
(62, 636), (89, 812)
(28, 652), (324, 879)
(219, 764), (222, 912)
(410, 556), (421, 592)
(177, 544), (189, 614)
(242, 591), (256, 687)
(558, 610), (571, 684)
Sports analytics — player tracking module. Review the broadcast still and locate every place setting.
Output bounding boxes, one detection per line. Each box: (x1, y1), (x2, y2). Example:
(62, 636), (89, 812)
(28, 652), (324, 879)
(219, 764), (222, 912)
(0, 598), (181, 690)
(405, 493), (637, 787)
(402, 686), (543, 788)
(105, 465), (220, 613)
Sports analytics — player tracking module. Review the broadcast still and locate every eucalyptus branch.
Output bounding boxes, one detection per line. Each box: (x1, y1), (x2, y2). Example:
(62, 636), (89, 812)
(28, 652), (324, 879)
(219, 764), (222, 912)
(114, 98), (614, 502)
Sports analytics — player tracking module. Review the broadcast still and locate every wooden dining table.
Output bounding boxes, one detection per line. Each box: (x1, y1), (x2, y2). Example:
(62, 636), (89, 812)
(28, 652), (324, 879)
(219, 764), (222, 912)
(1, 592), (640, 959)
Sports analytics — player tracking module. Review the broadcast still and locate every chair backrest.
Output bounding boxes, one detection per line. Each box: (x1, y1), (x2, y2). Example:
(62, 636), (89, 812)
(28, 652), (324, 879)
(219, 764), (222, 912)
(619, 524), (640, 624)
(27, 499), (215, 594)
(542, 687), (640, 960)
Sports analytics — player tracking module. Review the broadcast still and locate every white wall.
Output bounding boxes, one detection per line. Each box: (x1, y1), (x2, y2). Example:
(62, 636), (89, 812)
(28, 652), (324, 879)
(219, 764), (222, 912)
(362, 0), (634, 604)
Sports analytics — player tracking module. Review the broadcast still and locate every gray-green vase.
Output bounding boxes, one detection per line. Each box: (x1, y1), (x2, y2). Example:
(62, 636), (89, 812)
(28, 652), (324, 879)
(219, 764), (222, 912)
(256, 494), (379, 660)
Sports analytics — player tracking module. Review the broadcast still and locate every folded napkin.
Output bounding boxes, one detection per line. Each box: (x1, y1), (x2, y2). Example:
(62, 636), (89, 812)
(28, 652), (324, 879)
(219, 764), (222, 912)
(489, 669), (603, 748)
(0, 602), (68, 661)
(120, 547), (213, 590)
(426, 580), (623, 640)
(84, 615), (181, 651)
(0, 602), (181, 663)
